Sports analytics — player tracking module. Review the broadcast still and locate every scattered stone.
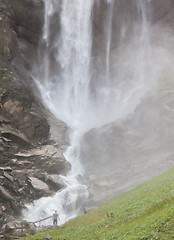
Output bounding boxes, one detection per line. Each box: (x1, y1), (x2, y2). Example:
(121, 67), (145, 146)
(18, 188), (25, 195)
(15, 145), (64, 158)
(1, 131), (34, 148)
(0, 147), (4, 151)
(3, 100), (23, 115)
(0, 116), (10, 124)
(0, 186), (14, 201)
(0, 166), (12, 171)
(12, 170), (27, 178)
(1, 206), (6, 212)
(3, 171), (14, 182)
(2, 220), (36, 237)
(11, 158), (18, 164)
(0, 136), (11, 143)
(29, 177), (49, 192)
(47, 174), (66, 190)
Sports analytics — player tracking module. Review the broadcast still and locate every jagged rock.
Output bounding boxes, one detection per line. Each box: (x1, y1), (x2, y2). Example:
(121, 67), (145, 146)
(0, 146), (4, 151)
(28, 177), (49, 193)
(1, 131), (34, 148)
(0, 116), (10, 124)
(0, 8), (69, 234)
(0, 186), (14, 201)
(12, 169), (27, 178)
(0, 166), (12, 171)
(2, 220), (36, 237)
(0, 136), (11, 144)
(15, 145), (71, 175)
(1, 123), (34, 148)
(1, 206), (6, 212)
(11, 159), (17, 164)
(3, 99), (23, 116)
(15, 145), (64, 158)
(3, 171), (14, 182)
(46, 174), (66, 190)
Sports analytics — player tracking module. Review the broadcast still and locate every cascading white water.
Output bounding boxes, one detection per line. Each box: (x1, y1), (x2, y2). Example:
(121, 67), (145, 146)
(105, 0), (114, 78)
(35, 0), (94, 128)
(23, 0), (166, 224)
(23, 0), (94, 225)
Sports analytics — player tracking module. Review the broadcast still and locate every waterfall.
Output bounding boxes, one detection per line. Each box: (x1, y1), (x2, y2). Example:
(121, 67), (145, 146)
(23, 0), (165, 224)
(34, 0), (94, 128)
(23, 0), (94, 225)
(105, 0), (114, 78)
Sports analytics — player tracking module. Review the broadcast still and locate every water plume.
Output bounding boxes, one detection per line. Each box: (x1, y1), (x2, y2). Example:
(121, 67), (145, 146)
(23, 0), (174, 224)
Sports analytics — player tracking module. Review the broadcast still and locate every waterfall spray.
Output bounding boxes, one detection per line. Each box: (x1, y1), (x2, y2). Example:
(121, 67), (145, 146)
(23, 0), (94, 225)
(23, 0), (165, 224)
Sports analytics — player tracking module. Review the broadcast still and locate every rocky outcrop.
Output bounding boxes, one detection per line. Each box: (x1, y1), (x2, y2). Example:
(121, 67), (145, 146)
(0, 85), (50, 144)
(2, 220), (36, 238)
(0, 100), (69, 229)
(0, 1), (70, 233)
(6, 0), (44, 76)
(81, 91), (174, 205)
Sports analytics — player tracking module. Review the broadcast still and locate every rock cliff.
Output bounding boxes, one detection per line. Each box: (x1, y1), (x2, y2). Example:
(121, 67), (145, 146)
(81, 91), (174, 204)
(0, 0), (69, 230)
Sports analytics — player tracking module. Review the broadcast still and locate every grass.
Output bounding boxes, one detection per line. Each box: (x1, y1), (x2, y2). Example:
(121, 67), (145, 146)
(19, 167), (174, 240)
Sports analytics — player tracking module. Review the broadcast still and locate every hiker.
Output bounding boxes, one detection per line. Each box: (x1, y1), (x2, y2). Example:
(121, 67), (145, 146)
(52, 210), (60, 225)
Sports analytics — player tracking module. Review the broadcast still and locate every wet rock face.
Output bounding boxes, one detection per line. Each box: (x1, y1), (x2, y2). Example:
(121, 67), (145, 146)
(81, 92), (174, 205)
(0, 82), (69, 228)
(0, 69), (69, 230)
(92, 0), (174, 52)
(4, 0), (44, 80)
(0, 83), (50, 143)
(8, 0), (44, 46)
(0, 1), (70, 232)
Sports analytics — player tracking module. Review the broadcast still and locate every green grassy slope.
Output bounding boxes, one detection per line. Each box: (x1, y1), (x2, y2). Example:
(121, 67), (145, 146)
(20, 168), (174, 240)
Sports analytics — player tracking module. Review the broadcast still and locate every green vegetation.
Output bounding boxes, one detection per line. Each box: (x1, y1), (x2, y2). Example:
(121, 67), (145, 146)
(20, 168), (174, 240)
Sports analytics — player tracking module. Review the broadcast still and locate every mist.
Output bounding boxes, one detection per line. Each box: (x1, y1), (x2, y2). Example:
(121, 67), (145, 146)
(23, 0), (174, 224)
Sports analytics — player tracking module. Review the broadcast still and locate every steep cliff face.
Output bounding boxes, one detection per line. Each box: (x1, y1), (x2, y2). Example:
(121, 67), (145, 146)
(0, 1), (69, 230)
(81, 91), (174, 204)
(4, 0), (44, 85)
(91, 0), (174, 83)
